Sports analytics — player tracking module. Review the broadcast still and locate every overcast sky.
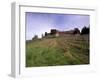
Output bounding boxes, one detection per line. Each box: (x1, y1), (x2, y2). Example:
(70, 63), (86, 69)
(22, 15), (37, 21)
(26, 12), (90, 40)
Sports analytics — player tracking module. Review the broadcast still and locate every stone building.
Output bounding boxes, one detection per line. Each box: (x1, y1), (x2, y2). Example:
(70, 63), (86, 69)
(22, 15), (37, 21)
(44, 28), (80, 38)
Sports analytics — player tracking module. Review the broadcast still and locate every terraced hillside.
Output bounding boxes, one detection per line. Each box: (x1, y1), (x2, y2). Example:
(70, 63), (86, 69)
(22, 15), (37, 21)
(26, 35), (89, 67)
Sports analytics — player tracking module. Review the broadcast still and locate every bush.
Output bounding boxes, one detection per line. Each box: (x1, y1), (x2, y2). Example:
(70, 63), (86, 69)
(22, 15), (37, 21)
(73, 28), (80, 34)
(45, 32), (48, 36)
(81, 26), (89, 35)
(32, 35), (38, 40)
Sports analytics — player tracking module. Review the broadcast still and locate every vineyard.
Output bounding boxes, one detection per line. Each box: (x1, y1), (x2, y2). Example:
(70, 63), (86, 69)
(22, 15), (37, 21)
(26, 34), (89, 67)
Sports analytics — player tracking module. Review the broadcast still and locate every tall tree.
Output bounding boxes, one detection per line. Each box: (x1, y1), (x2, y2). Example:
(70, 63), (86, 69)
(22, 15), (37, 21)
(73, 28), (80, 34)
(81, 26), (89, 34)
(45, 32), (48, 36)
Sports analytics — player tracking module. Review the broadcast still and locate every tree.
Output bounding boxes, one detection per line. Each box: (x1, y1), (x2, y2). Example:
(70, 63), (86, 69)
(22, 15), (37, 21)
(81, 26), (89, 35)
(45, 32), (48, 36)
(32, 35), (38, 40)
(73, 28), (80, 34)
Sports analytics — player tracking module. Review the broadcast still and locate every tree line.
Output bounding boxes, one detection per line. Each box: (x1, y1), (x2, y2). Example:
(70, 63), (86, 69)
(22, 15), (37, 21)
(73, 26), (89, 35)
(32, 26), (90, 40)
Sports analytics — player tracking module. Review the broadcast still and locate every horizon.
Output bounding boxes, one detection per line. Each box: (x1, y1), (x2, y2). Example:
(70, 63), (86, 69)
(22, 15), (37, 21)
(26, 12), (90, 40)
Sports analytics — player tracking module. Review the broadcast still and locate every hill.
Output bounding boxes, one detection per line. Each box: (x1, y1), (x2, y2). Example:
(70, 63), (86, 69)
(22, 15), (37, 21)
(26, 34), (89, 67)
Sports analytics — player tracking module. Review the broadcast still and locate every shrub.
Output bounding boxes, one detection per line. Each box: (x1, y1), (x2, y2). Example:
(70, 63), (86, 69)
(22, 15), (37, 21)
(32, 35), (38, 40)
(81, 26), (89, 35)
(73, 28), (80, 34)
(45, 32), (48, 36)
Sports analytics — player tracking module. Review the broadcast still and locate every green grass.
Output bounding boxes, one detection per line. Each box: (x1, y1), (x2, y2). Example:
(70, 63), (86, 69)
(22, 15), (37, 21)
(26, 35), (89, 67)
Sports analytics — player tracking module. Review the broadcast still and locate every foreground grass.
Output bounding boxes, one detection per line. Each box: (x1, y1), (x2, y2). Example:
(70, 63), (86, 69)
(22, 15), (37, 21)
(26, 35), (89, 67)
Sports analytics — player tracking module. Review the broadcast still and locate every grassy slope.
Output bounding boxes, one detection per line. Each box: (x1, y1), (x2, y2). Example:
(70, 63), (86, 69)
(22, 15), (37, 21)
(26, 35), (89, 67)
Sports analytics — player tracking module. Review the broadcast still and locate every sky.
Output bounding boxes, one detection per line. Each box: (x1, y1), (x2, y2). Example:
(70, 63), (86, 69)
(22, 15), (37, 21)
(26, 12), (90, 40)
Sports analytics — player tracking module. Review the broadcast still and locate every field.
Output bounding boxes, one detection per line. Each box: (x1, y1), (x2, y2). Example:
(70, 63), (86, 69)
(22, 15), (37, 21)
(26, 34), (89, 67)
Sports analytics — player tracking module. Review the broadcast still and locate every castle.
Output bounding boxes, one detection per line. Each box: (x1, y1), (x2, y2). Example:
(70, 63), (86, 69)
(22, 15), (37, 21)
(44, 28), (80, 38)
(32, 26), (89, 40)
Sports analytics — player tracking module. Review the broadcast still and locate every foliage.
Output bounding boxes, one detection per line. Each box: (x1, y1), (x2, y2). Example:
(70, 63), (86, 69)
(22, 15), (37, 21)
(73, 28), (80, 34)
(81, 26), (89, 35)
(32, 35), (38, 40)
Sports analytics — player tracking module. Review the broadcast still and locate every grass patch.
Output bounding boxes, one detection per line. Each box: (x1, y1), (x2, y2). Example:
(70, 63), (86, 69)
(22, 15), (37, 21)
(26, 35), (89, 67)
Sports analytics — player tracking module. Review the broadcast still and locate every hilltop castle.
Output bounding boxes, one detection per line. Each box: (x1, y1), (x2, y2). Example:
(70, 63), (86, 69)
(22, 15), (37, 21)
(32, 26), (89, 40)
(44, 28), (80, 38)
